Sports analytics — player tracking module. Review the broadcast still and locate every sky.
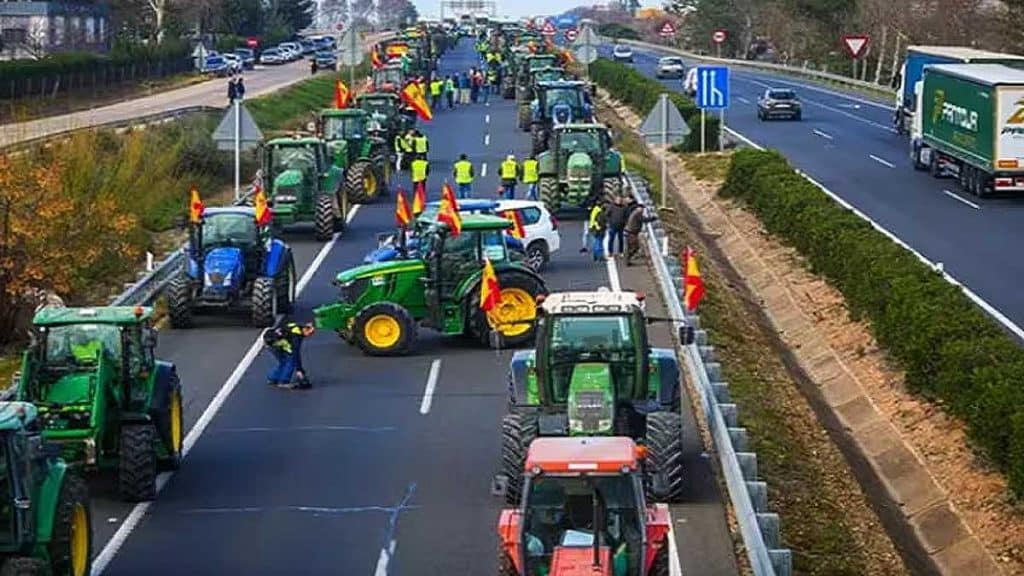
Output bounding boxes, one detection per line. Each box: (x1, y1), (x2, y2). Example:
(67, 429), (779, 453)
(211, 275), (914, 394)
(411, 0), (662, 20)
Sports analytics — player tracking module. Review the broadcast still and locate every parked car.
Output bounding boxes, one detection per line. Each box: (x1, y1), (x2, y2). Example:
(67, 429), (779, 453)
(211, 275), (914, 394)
(314, 51), (338, 70)
(656, 56), (686, 79)
(233, 48), (256, 69)
(494, 199), (561, 270)
(757, 88), (802, 121)
(221, 53), (244, 74)
(299, 39), (317, 54)
(202, 55), (230, 76)
(612, 44), (634, 63)
(315, 36), (335, 51)
(260, 48), (286, 65)
(279, 42), (303, 60)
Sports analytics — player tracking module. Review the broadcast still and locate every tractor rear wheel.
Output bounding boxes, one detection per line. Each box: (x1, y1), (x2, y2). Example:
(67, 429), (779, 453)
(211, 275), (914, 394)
(530, 125), (546, 156)
(166, 275), (194, 329)
(603, 175), (624, 204)
(276, 255), (296, 313)
(118, 424), (157, 502)
(252, 276), (277, 327)
(467, 270), (545, 348)
(645, 411), (685, 503)
(517, 105), (531, 131)
(346, 160), (381, 204)
(353, 302), (416, 356)
(156, 374), (184, 472)
(372, 151), (391, 195)
(314, 195), (336, 241)
(539, 177), (561, 215)
(0, 558), (45, 576)
(48, 473), (91, 576)
(501, 412), (538, 505)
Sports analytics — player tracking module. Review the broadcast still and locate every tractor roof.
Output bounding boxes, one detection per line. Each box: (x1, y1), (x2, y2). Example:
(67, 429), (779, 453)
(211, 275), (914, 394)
(266, 135), (321, 146)
(320, 108), (368, 118)
(438, 213), (513, 231)
(0, 402), (38, 431)
(525, 437), (639, 474)
(537, 80), (586, 89)
(556, 123), (608, 132)
(540, 291), (643, 315)
(33, 306), (154, 327)
(204, 206), (256, 218)
(357, 93), (399, 101)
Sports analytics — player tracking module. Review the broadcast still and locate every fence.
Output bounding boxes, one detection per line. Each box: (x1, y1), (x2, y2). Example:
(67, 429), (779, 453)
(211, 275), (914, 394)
(1, 54), (193, 103)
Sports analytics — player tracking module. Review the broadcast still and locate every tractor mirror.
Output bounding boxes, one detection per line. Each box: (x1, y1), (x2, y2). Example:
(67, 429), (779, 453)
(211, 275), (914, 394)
(306, 121), (316, 133)
(143, 327), (159, 348)
(491, 474), (509, 497)
(678, 325), (695, 346)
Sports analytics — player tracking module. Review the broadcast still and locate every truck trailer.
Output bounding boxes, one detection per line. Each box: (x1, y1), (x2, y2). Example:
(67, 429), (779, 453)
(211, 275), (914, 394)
(894, 46), (1024, 134)
(910, 63), (1024, 197)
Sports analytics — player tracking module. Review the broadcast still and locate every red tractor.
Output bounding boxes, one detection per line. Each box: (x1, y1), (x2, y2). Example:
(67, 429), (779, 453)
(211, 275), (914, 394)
(497, 437), (672, 576)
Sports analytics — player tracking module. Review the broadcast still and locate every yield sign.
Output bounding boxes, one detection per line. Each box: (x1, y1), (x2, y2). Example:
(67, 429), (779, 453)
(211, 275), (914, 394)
(659, 21), (676, 38)
(842, 35), (869, 59)
(541, 21), (557, 36)
(564, 27), (578, 42)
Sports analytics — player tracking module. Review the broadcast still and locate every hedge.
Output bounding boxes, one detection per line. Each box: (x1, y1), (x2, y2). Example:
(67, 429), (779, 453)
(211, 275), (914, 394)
(722, 148), (1024, 498)
(590, 58), (719, 152)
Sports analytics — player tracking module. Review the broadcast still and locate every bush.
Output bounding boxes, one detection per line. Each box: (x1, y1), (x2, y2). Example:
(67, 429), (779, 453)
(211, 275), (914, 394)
(722, 148), (1024, 499)
(597, 23), (641, 41)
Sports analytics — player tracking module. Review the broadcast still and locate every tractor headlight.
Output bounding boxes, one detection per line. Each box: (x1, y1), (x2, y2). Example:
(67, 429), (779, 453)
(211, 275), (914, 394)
(275, 194), (298, 203)
(221, 271), (233, 287)
(568, 391), (613, 434)
(205, 271), (227, 286)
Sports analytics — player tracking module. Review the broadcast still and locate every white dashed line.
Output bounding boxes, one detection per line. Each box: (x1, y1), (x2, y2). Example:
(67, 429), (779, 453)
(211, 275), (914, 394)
(419, 359), (442, 414)
(812, 129), (833, 141)
(481, 163), (488, 178)
(485, 114), (490, 124)
(869, 154), (894, 168)
(484, 133), (490, 146)
(943, 189), (981, 210)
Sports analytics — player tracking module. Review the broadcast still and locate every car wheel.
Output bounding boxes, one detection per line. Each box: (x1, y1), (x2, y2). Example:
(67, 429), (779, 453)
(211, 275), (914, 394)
(525, 242), (548, 271)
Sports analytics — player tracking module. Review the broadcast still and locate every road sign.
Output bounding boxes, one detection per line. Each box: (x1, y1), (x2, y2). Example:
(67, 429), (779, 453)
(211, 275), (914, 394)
(245, 37), (258, 49)
(576, 25), (600, 46)
(573, 24), (600, 65)
(695, 66), (729, 110)
(339, 26), (363, 67)
(659, 21), (676, 38)
(842, 35), (869, 59)
(541, 21), (557, 36)
(212, 104), (263, 150)
(712, 29), (727, 44)
(639, 93), (690, 145)
(564, 28), (578, 42)
(335, 22), (344, 31)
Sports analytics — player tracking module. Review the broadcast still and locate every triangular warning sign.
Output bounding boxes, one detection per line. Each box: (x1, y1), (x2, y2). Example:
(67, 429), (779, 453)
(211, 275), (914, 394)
(639, 94), (691, 146)
(842, 36), (869, 58)
(212, 103), (264, 151)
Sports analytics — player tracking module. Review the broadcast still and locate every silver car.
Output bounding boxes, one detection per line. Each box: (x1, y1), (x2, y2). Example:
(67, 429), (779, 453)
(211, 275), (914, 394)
(757, 89), (802, 121)
(612, 44), (634, 63)
(656, 56), (685, 79)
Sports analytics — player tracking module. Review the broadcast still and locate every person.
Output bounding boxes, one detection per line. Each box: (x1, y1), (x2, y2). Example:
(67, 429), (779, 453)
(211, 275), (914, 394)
(458, 72), (471, 105)
(227, 76), (238, 104)
(624, 202), (656, 266)
(410, 156), (429, 197)
(453, 154), (474, 199)
(263, 322), (315, 389)
(412, 129), (429, 161)
(363, 74), (374, 93)
(521, 155), (539, 200)
(604, 196), (629, 259)
(310, 58), (318, 75)
(587, 201), (606, 260)
(500, 154), (519, 199)
(429, 76), (443, 110)
(444, 75), (456, 109)
(235, 75), (245, 101)
(485, 67), (498, 104)
(396, 129), (414, 172)
(469, 68), (480, 103)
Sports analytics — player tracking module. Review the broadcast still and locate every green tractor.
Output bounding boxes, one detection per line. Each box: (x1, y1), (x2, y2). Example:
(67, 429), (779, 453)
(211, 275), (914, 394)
(314, 215), (547, 356)
(515, 66), (567, 130)
(373, 63), (406, 93)
(515, 54), (560, 104)
(262, 135), (348, 241)
(15, 307), (184, 502)
(526, 81), (594, 155)
(356, 92), (414, 147)
(499, 291), (692, 505)
(318, 108), (390, 204)
(0, 402), (92, 576)
(537, 123), (625, 212)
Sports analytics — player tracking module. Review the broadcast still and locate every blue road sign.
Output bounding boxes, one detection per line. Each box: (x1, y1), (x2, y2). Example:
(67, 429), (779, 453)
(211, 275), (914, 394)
(696, 66), (730, 110)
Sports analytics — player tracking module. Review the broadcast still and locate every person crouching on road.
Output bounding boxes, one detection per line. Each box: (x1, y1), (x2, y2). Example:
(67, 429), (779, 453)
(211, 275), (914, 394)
(263, 322), (315, 389)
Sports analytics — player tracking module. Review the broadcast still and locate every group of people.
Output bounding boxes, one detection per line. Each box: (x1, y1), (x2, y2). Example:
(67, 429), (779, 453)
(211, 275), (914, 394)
(226, 74), (246, 104)
(584, 195), (656, 267)
(426, 67), (498, 110)
(442, 152), (539, 201)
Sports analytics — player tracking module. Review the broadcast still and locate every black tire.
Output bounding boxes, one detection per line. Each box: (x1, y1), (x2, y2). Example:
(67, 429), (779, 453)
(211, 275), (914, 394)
(603, 175), (624, 205)
(650, 543), (670, 576)
(166, 275), (194, 329)
(467, 270), (545, 348)
(0, 558), (45, 576)
(48, 473), (91, 576)
(976, 171), (991, 199)
(346, 160), (380, 204)
(372, 152), (391, 196)
(251, 276), (276, 327)
(352, 302), (417, 356)
(517, 104), (531, 131)
(155, 373), (184, 472)
(314, 195), (336, 241)
(276, 255), (296, 313)
(929, 151), (942, 178)
(119, 424), (157, 502)
(501, 412), (538, 505)
(530, 125), (546, 156)
(645, 411), (685, 503)
(539, 177), (560, 215)
(525, 241), (547, 271)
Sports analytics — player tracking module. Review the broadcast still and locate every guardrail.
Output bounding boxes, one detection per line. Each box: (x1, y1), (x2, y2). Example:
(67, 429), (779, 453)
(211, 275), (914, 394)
(620, 38), (896, 99)
(626, 173), (793, 576)
(111, 249), (185, 306)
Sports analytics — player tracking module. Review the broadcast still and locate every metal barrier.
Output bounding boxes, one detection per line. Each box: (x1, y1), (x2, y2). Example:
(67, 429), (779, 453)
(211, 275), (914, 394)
(110, 249), (185, 306)
(625, 173), (793, 576)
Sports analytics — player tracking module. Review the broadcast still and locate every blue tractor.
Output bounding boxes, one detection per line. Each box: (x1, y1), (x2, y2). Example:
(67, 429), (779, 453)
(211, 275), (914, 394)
(166, 207), (296, 328)
(530, 80), (593, 155)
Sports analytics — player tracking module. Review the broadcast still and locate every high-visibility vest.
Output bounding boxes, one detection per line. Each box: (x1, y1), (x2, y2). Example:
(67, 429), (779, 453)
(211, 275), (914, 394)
(414, 135), (428, 154)
(430, 80), (443, 96)
(589, 205), (603, 232)
(454, 160), (473, 184)
(400, 135), (414, 152)
(522, 159), (539, 183)
(500, 159), (518, 180)
(444, 79), (455, 92)
(411, 159), (429, 183)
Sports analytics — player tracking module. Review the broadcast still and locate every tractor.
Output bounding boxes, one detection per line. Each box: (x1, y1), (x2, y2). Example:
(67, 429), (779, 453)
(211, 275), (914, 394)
(0, 402), (93, 576)
(537, 124), (624, 213)
(517, 65), (566, 109)
(526, 81), (594, 155)
(516, 54), (560, 104)
(373, 63), (406, 93)
(499, 291), (691, 505)
(314, 214), (546, 356)
(318, 108), (390, 204)
(261, 135), (348, 240)
(166, 207), (296, 328)
(356, 92), (413, 147)
(15, 306), (185, 502)
(496, 436), (671, 576)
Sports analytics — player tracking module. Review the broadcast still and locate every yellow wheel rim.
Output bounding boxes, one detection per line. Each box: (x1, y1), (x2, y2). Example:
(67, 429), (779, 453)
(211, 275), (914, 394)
(365, 314), (402, 349)
(70, 503), (88, 576)
(364, 171), (378, 196)
(170, 391), (183, 454)
(487, 288), (536, 338)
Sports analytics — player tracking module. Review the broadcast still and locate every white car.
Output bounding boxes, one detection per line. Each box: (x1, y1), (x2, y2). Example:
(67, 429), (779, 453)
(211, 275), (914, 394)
(612, 44), (634, 63)
(656, 56), (685, 79)
(683, 67), (698, 97)
(495, 199), (561, 271)
(220, 53), (243, 74)
(279, 42), (303, 60)
(260, 48), (285, 65)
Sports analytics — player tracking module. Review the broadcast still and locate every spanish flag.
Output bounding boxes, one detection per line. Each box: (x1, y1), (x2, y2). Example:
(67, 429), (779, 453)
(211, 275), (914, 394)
(441, 182), (459, 211)
(480, 257), (502, 312)
(412, 184), (426, 216)
(395, 189), (412, 227)
(500, 209), (525, 239)
(437, 193), (462, 236)
(189, 187), (204, 224)
(371, 46), (383, 69)
(400, 81), (433, 122)
(254, 185), (272, 226)
(682, 247), (706, 312)
(335, 79), (351, 109)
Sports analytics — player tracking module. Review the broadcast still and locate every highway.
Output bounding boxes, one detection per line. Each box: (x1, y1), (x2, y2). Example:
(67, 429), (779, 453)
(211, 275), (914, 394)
(85, 40), (738, 575)
(603, 44), (1024, 336)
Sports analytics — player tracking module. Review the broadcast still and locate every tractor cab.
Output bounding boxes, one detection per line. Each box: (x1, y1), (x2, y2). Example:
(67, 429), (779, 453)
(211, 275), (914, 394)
(537, 124), (624, 211)
(532, 66), (565, 85)
(357, 92), (410, 143)
(320, 109), (368, 143)
(318, 108), (390, 205)
(373, 64), (406, 92)
(497, 437), (671, 576)
(535, 82), (591, 128)
(262, 135), (346, 238)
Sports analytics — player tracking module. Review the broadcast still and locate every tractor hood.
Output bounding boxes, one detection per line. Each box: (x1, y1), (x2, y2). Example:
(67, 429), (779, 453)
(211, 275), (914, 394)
(549, 546), (613, 576)
(202, 247), (245, 289)
(45, 372), (94, 405)
(335, 259), (426, 284)
(567, 362), (614, 435)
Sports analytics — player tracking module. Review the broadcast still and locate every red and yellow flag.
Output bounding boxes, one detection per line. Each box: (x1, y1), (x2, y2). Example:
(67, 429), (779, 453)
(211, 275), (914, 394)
(480, 257), (502, 312)
(441, 182), (459, 211)
(400, 81), (433, 121)
(500, 209), (525, 239)
(386, 43), (409, 58)
(395, 189), (412, 227)
(254, 185), (272, 226)
(371, 46), (383, 69)
(437, 189), (462, 237)
(189, 187), (204, 224)
(412, 184), (426, 216)
(683, 247), (706, 312)
(335, 79), (351, 109)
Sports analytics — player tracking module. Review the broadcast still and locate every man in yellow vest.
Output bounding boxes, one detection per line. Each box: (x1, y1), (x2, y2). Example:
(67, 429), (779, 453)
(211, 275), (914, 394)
(521, 155), (539, 201)
(412, 130), (429, 161)
(500, 154), (519, 199)
(429, 77), (443, 110)
(453, 154), (474, 199)
(395, 129), (414, 172)
(410, 157), (429, 198)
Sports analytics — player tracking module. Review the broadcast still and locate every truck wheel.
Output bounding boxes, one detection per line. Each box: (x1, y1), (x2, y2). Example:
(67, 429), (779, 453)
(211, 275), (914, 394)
(645, 411), (685, 503)
(929, 152), (942, 179)
(517, 104), (531, 131)
(314, 195), (335, 241)
(155, 373), (184, 472)
(468, 270), (545, 348)
(166, 275), (194, 329)
(501, 412), (538, 505)
(976, 172), (991, 199)
(119, 424), (157, 502)
(251, 277), (277, 327)
(539, 177), (560, 213)
(48, 473), (91, 576)
(603, 175), (624, 205)
(353, 302), (417, 356)
(276, 255), (296, 313)
(346, 160), (380, 204)
(530, 125), (546, 156)
(0, 558), (46, 576)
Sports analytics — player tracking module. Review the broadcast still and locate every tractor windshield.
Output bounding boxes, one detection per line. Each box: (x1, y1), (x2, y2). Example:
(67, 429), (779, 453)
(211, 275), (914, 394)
(323, 115), (366, 140)
(203, 213), (258, 247)
(43, 323), (122, 367)
(523, 474), (642, 576)
(360, 98), (395, 117)
(559, 131), (601, 155)
(547, 315), (637, 402)
(529, 57), (557, 71)
(375, 68), (404, 86)
(269, 145), (317, 178)
(545, 88), (582, 110)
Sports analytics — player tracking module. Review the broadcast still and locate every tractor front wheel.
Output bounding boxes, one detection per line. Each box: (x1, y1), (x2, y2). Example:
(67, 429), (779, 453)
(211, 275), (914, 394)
(468, 270), (544, 348)
(48, 473), (91, 576)
(645, 411), (685, 503)
(251, 276), (277, 327)
(156, 375), (184, 472)
(0, 558), (46, 576)
(372, 152), (391, 195)
(539, 177), (560, 214)
(501, 412), (538, 505)
(119, 424), (157, 502)
(530, 125), (546, 156)
(166, 275), (194, 329)
(353, 302), (417, 356)
(603, 175), (624, 204)
(346, 160), (381, 204)
(314, 195), (336, 241)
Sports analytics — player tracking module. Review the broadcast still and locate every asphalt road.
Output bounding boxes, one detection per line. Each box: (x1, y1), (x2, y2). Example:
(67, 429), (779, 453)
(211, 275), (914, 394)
(606, 45), (1024, 336)
(86, 40), (738, 576)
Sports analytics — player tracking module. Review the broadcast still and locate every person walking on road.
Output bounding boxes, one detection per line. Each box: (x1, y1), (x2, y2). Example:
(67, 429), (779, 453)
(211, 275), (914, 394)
(453, 154), (474, 199)
(227, 76), (238, 104)
(604, 196), (629, 259)
(411, 157), (429, 197)
(470, 68), (481, 103)
(412, 130), (429, 161)
(430, 76), (444, 110)
(500, 154), (519, 199)
(624, 202), (656, 266)
(444, 75), (456, 109)
(521, 155), (539, 201)
(458, 72), (471, 105)
(263, 322), (315, 389)
(586, 201), (606, 260)
(235, 75), (245, 101)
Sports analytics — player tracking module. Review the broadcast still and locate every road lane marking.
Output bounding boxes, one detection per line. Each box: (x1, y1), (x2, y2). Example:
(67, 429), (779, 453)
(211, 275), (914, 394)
(93, 205), (363, 575)
(374, 483), (417, 576)
(943, 189), (981, 210)
(181, 504), (420, 515)
(605, 254), (622, 291)
(869, 154), (894, 168)
(484, 133), (490, 146)
(481, 162), (488, 178)
(668, 511), (683, 576)
(213, 425), (396, 433)
(419, 359), (442, 414)
(485, 114), (490, 124)
(812, 129), (833, 140)
(374, 540), (397, 576)
(737, 96), (751, 105)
